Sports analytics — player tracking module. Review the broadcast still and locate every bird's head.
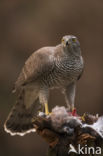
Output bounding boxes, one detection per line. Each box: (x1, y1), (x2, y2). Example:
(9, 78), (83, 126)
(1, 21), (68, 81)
(61, 35), (81, 56)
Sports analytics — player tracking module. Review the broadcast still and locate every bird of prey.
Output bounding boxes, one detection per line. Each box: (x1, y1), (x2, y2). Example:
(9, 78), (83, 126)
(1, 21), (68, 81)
(4, 35), (84, 136)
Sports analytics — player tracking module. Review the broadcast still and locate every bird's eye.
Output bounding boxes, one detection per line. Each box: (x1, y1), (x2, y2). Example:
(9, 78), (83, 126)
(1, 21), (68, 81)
(72, 38), (76, 42)
(62, 39), (65, 43)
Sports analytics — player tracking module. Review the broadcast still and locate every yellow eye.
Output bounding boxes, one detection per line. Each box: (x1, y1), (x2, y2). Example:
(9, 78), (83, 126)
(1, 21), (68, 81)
(61, 39), (65, 43)
(72, 38), (76, 42)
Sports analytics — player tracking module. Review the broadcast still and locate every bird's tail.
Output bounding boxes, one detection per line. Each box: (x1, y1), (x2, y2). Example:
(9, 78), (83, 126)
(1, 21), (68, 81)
(4, 89), (41, 136)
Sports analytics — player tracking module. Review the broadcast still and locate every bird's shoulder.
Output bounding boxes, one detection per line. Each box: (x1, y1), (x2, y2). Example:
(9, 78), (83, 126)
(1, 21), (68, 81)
(29, 45), (63, 61)
(14, 46), (60, 90)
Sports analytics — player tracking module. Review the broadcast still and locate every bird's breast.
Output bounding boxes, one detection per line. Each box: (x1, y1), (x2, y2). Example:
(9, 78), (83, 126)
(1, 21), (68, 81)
(56, 56), (83, 78)
(41, 56), (84, 88)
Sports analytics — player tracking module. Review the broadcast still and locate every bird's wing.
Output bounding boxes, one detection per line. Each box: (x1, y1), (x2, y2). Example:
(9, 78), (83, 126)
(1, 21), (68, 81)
(14, 47), (55, 90)
(5, 46), (62, 136)
(4, 47), (56, 136)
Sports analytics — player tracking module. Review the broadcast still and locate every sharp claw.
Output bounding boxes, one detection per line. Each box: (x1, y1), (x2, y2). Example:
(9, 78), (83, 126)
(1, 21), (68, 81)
(46, 112), (51, 116)
(81, 113), (86, 121)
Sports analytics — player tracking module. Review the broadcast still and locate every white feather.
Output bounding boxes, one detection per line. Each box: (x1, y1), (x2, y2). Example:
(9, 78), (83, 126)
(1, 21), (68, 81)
(83, 116), (103, 138)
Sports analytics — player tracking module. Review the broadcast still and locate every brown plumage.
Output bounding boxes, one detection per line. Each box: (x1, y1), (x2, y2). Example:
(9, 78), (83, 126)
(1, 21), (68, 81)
(4, 35), (84, 136)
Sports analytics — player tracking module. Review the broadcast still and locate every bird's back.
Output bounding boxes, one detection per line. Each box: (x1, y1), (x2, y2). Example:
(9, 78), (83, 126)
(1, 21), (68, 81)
(14, 46), (56, 90)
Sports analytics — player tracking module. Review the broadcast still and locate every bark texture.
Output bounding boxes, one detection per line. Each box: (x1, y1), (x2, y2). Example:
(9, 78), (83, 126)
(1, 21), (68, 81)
(32, 107), (103, 156)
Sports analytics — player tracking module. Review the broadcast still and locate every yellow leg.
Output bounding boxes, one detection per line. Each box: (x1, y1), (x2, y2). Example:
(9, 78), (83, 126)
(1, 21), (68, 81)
(45, 103), (49, 115)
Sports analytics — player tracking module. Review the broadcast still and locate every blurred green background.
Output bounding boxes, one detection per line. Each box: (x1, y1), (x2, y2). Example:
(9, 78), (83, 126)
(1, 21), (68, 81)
(0, 0), (103, 156)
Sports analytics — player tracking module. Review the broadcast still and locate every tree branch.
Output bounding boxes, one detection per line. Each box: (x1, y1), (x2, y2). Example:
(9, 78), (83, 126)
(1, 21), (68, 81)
(32, 106), (103, 156)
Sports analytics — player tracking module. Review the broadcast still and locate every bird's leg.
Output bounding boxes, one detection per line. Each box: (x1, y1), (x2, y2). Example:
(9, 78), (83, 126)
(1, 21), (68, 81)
(64, 83), (77, 116)
(45, 102), (49, 115)
(39, 88), (50, 115)
(40, 103), (50, 115)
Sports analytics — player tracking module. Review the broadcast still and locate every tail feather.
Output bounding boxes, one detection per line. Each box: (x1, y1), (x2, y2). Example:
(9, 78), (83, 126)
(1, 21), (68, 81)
(4, 89), (41, 136)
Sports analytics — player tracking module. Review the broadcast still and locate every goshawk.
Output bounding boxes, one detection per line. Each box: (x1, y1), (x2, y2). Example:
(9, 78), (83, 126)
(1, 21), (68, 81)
(4, 35), (84, 135)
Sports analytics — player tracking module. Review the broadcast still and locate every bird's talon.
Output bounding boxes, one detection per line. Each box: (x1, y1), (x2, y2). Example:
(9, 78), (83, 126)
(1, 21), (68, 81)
(45, 111), (52, 116)
(81, 113), (86, 121)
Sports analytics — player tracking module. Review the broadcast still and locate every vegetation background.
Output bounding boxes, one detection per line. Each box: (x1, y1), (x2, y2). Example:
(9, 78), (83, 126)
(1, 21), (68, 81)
(0, 0), (103, 156)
